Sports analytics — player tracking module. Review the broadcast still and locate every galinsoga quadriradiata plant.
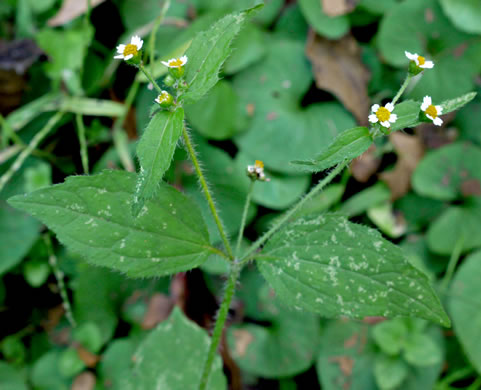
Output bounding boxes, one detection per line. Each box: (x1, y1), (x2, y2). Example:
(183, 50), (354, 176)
(7, 4), (477, 390)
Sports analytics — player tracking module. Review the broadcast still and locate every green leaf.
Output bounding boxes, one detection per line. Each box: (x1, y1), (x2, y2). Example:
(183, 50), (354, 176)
(340, 182), (391, 218)
(72, 323), (103, 354)
(234, 38), (356, 173)
(133, 107), (184, 215)
(373, 319), (408, 356)
(182, 5), (262, 103)
(316, 320), (377, 390)
(59, 97), (126, 117)
(439, 0), (481, 34)
(227, 284), (319, 378)
(59, 348), (85, 378)
(412, 142), (481, 201)
(392, 94), (477, 133)
(291, 127), (372, 172)
(374, 355), (408, 390)
(0, 362), (28, 390)
(185, 81), (246, 140)
(99, 339), (136, 389)
(298, 0), (349, 39)
(403, 333), (442, 367)
(31, 351), (70, 390)
(257, 214), (450, 326)
(449, 250), (481, 374)
(126, 307), (226, 389)
(8, 170), (213, 278)
(427, 198), (481, 255)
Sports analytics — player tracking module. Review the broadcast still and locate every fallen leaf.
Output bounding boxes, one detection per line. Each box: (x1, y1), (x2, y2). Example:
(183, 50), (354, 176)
(72, 372), (96, 390)
(322, 0), (359, 16)
(0, 39), (42, 74)
(379, 132), (425, 200)
(232, 329), (254, 357)
(306, 30), (370, 124)
(76, 345), (100, 368)
(415, 112), (457, 149)
(350, 144), (382, 182)
(48, 0), (106, 27)
(142, 293), (173, 330)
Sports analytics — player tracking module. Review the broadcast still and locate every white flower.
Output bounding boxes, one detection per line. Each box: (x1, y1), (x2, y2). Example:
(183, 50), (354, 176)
(114, 35), (143, 61)
(405, 51), (434, 69)
(247, 160), (270, 182)
(154, 90), (173, 106)
(421, 96), (443, 126)
(161, 56), (188, 68)
(368, 102), (398, 128)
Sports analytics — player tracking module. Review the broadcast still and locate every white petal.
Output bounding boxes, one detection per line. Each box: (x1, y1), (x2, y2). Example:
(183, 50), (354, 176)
(114, 54), (125, 59)
(131, 35), (140, 45)
(436, 105), (443, 114)
(420, 102), (429, 111)
(426, 114), (434, 121)
(137, 39), (143, 50)
(433, 117), (443, 126)
(371, 104), (380, 113)
(116, 44), (125, 54)
(421, 61), (434, 69)
(180, 55), (188, 64)
(405, 51), (416, 60)
(124, 54), (133, 61)
(368, 114), (378, 123)
(389, 114), (398, 123)
(154, 98), (160, 104)
(423, 96), (432, 106)
(161, 61), (169, 67)
(381, 121), (391, 128)
(385, 102), (394, 112)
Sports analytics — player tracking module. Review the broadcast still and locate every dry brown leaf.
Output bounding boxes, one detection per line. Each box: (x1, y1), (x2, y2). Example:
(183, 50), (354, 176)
(76, 345), (101, 368)
(329, 356), (354, 376)
(350, 144), (382, 183)
(232, 329), (254, 357)
(142, 293), (173, 330)
(379, 132), (425, 201)
(306, 30), (370, 124)
(48, 0), (106, 27)
(72, 372), (96, 390)
(322, 0), (359, 16)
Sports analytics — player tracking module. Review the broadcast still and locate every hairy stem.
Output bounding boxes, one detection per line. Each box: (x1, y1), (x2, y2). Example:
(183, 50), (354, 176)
(235, 180), (255, 257)
(198, 261), (241, 390)
(392, 74), (413, 105)
(240, 160), (350, 264)
(75, 114), (89, 174)
(0, 111), (64, 193)
(44, 234), (76, 327)
(182, 126), (234, 260)
(138, 63), (163, 94)
(441, 235), (464, 292)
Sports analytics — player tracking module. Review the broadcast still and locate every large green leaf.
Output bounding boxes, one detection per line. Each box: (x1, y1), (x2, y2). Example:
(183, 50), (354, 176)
(439, 0), (481, 34)
(227, 283), (319, 378)
(234, 38), (355, 173)
(449, 250), (481, 374)
(8, 170), (213, 278)
(133, 107), (184, 215)
(257, 214), (450, 326)
(298, 0), (349, 39)
(182, 5), (262, 103)
(0, 362), (28, 390)
(412, 142), (481, 201)
(126, 307), (226, 389)
(291, 127), (372, 172)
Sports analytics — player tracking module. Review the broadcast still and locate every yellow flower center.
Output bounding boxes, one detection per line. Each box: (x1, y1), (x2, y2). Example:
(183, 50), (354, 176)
(169, 58), (184, 67)
(417, 55), (425, 66)
(376, 107), (391, 123)
(425, 105), (438, 118)
(123, 44), (138, 57)
(255, 160), (264, 169)
(158, 92), (168, 102)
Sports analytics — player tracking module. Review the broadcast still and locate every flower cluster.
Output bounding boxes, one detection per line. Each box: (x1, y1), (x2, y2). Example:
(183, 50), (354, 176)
(368, 52), (443, 130)
(247, 160), (270, 182)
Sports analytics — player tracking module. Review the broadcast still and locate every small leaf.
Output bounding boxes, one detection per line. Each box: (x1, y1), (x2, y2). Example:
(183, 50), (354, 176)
(339, 182), (391, 217)
(133, 107), (184, 215)
(126, 307), (226, 389)
(298, 0), (349, 39)
(60, 96), (126, 117)
(291, 126), (372, 172)
(449, 250), (481, 374)
(440, 92), (477, 115)
(8, 170), (213, 278)
(182, 5), (262, 103)
(439, 0), (481, 34)
(403, 333), (442, 367)
(374, 355), (408, 390)
(257, 214), (450, 326)
(373, 319), (408, 356)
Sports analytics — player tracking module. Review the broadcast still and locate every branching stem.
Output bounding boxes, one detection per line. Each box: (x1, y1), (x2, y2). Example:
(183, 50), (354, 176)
(235, 180), (255, 257)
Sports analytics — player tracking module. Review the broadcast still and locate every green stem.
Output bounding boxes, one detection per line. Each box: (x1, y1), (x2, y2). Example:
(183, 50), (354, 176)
(0, 111), (64, 193)
(467, 377), (481, 390)
(441, 235), (464, 292)
(392, 74), (412, 105)
(435, 366), (473, 389)
(75, 114), (89, 174)
(240, 160), (349, 265)
(182, 126), (234, 260)
(138, 63), (163, 94)
(235, 180), (255, 257)
(198, 261), (241, 390)
(149, 0), (171, 71)
(44, 234), (76, 327)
